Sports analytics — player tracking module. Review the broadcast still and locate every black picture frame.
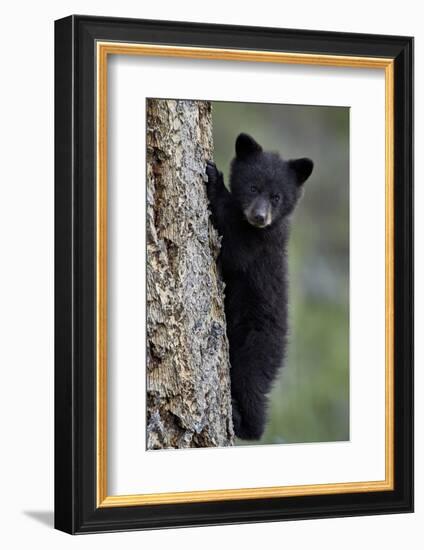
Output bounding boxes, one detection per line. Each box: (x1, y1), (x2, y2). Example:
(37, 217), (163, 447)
(55, 14), (413, 534)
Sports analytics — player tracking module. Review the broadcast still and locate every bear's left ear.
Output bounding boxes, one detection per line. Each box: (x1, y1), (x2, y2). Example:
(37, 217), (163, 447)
(235, 133), (263, 160)
(289, 158), (314, 186)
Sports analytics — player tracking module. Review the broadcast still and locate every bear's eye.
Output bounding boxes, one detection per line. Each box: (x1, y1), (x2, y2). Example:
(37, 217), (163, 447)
(271, 194), (280, 204)
(250, 185), (259, 194)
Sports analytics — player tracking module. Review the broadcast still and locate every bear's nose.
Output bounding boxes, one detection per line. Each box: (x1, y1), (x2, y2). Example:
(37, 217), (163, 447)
(254, 213), (266, 225)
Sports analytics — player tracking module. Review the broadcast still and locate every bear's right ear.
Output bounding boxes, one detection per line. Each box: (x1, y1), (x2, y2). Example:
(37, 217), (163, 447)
(289, 158), (314, 186)
(235, 133), (263, 160)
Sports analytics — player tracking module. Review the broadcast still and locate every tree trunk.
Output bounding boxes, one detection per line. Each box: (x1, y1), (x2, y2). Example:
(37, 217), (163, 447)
(146, 99), (234, 449)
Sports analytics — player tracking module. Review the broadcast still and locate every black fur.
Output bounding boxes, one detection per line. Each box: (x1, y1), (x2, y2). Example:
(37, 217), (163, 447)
(206, 133), (313, 440)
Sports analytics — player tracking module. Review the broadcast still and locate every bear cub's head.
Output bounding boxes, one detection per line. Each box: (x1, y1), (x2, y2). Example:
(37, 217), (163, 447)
(230, 133), (313, 229)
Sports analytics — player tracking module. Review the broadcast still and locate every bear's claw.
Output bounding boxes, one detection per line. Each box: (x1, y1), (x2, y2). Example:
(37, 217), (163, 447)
(205, 160), (220, 185)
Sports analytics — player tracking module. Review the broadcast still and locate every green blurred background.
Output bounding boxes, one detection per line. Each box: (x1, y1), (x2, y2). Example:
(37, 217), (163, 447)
(212, 101), (350, 445)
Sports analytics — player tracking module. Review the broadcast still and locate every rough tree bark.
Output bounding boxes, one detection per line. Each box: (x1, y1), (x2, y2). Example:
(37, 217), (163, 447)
(146, 99), (234, 449)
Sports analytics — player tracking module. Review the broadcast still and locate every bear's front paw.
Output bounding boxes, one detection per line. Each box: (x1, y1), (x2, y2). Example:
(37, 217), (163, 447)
(231, 398), (242, 436)
(205, 160), (221, 187)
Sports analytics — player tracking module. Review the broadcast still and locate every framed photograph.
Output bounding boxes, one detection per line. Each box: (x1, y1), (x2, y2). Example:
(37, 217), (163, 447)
(54, 15), (413, 534)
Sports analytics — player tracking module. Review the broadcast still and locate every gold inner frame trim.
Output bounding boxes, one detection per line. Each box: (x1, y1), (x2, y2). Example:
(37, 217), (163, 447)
(96, 41), (395, 508)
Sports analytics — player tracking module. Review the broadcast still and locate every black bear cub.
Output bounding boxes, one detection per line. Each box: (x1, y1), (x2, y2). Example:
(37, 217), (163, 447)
(206, 133), (313, 440)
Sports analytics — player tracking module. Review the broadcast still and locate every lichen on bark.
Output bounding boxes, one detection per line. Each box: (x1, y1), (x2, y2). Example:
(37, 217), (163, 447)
(146, 99), (234, 449)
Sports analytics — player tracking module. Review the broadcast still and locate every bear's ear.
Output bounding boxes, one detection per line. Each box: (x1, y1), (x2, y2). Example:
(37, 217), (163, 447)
(235, 133), (263, 160)
(289, 158), (314, 186)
